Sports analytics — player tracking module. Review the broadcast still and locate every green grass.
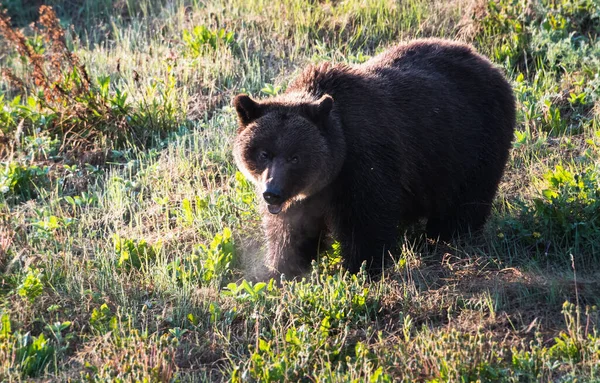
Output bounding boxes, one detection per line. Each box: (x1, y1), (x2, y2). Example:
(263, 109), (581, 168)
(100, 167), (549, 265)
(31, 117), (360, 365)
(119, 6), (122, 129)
(1, 0), (600, 381)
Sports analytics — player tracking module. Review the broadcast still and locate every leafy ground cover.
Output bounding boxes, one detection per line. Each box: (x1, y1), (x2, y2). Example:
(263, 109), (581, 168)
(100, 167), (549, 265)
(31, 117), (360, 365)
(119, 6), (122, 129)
(0, 0), (599, 381)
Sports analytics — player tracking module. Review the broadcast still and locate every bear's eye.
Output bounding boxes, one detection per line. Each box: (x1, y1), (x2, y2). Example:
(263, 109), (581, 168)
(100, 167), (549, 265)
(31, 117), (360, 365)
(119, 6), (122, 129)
(289, 156), (299, 164)
(258, 151), (271, 161)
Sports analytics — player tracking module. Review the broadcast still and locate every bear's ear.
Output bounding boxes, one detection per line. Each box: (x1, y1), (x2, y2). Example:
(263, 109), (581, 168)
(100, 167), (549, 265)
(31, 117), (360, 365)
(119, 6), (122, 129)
(233, 94), (262, 126)
(304, 94), (334, 126)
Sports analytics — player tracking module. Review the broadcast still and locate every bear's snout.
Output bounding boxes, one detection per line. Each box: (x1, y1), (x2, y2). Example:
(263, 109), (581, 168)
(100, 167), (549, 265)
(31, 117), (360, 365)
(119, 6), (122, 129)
(263, 187), (284, 214)
(263, 190), (283, 205)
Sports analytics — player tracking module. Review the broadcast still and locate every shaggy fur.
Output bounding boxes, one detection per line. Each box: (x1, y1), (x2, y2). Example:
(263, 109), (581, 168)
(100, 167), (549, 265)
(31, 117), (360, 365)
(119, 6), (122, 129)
(233, 38), (516, 278)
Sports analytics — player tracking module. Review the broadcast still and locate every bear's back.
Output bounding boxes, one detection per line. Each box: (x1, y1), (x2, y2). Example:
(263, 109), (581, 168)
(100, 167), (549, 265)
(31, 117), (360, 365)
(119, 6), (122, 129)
(285, 39), (516, 223)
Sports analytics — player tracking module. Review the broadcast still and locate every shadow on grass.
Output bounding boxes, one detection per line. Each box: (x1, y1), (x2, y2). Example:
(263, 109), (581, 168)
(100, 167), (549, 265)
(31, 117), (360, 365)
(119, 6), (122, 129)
(378, 220), (600, 346)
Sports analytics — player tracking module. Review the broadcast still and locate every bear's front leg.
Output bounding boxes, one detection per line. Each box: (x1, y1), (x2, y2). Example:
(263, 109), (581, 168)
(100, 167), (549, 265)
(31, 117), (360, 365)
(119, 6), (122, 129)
(262, 204), (327, 279)
(335, 218), (398, 274)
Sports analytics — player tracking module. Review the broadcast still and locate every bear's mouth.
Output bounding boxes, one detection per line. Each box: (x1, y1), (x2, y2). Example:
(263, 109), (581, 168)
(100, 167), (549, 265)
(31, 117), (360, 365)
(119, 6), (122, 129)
(267, 204), (283, 214)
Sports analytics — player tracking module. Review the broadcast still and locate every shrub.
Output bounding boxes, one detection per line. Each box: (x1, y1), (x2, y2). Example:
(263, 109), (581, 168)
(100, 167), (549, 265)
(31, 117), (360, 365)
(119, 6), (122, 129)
(0, 5), (181, 155)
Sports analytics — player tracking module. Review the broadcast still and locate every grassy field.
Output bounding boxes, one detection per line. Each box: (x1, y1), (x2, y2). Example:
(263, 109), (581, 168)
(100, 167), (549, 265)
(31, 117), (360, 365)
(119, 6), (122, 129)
(1, 0), (600, 381)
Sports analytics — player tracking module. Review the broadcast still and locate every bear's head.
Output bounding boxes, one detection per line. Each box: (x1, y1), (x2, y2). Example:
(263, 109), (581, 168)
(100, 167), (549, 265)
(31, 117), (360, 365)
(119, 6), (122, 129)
(232, 93), (345, 215)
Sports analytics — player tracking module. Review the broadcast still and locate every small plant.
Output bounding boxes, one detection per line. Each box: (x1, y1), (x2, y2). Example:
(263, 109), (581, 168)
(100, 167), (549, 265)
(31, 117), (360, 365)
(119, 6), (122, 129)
(0, 161), (49, 203)
(347, 51), (371, 64)
(542, 98), (567, 134)
(182, 25), (236, 56)
(320, 241), (343, 274)
(22, 134), (60, 161)
(568, 91), (586, 106)
(199, 228), (235, 284)
(500, 162), (600, 259)
(89, 303), (117, 335)
(17, 268), (44, 303)
(242, 338), (286, 382)
(546, 301), (599, 378)
(167, 228), (235, 286)
(234, 171), (256, 213)
(31, 215), (75, 234)
(45, 321), (72, 344)
(63, 191), (98, 211)
(45, 321), (73, 360)
(0, 314), (55, 377)
(532, 164), (600, 251)
(223, 279), (275, 304)
(282, 265), (375, 332)
(14, 332), (55, 377)
(260, 83), (282, 96)
(113, 235), (161, 271)
(177, 195), (209, 227)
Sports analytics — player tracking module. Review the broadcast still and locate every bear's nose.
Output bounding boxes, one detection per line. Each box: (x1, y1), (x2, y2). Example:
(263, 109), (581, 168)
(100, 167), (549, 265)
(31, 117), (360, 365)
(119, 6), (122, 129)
(263, 191), (283, 205)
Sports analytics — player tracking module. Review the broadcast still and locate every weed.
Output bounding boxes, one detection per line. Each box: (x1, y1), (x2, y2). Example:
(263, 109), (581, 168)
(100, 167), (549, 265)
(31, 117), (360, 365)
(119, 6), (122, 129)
(113, 234), (161, 271)
(0, 161), (49, 203)
(507, 163), (600, 260)
(0, 314), (55, 378)
(89, 303), (117, 335)
(182, 26), (236, 57)
(260, 83), (282, 96)
(17, 268), (44, 303)
(223, 279), (275, 304)
(167, 228), (235, 287)
(0, 5), (183, 156)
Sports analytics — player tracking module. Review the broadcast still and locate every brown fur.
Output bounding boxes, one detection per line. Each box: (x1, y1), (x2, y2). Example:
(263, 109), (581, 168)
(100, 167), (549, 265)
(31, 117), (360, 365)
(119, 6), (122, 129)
(233, 38), (516, 279)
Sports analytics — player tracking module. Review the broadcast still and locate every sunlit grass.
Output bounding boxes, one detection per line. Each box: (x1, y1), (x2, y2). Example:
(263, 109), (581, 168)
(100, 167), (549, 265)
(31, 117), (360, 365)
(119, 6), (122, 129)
(0, 0), (599, 381)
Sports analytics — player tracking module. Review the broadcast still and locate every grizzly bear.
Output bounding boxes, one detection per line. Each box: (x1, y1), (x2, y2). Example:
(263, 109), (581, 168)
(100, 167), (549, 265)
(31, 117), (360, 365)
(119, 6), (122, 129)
(233, 39), (516, 278)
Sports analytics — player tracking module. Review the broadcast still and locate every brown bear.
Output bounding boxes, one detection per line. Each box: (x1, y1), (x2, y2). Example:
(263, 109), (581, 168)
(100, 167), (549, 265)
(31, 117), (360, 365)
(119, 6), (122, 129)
(233, 38), (516, 278)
